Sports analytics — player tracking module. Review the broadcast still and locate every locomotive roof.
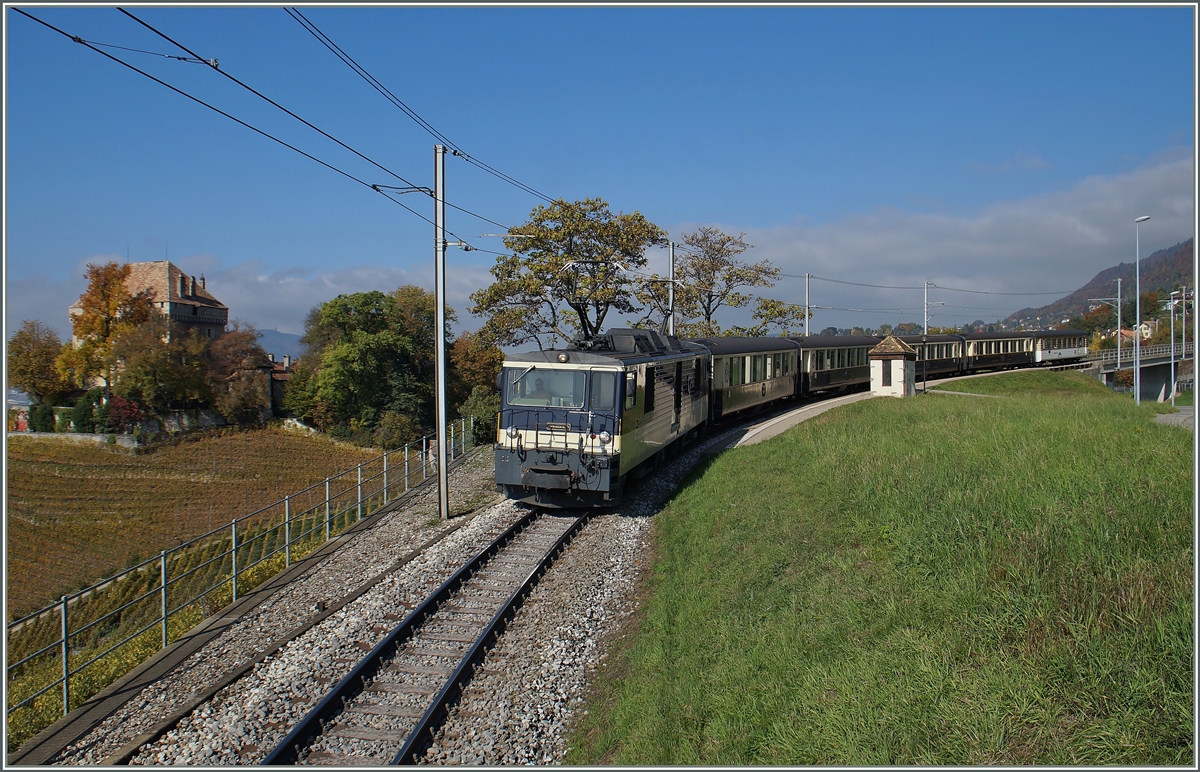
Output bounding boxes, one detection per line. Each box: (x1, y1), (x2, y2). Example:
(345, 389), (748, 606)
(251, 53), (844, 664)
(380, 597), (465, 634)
(685, 336), (801, 355)
(503, 328), (707, 366)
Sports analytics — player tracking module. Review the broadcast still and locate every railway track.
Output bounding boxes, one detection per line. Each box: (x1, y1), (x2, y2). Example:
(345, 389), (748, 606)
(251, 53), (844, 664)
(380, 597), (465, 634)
(263, 509), (588, 766)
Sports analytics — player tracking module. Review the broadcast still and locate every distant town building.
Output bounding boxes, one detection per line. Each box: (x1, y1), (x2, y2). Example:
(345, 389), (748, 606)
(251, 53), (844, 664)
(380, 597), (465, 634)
(68, 260), (228, 341)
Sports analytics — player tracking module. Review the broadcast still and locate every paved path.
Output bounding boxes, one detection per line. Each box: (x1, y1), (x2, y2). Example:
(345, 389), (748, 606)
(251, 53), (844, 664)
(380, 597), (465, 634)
(1154, 405), (1194, 431)
(729, 392), (876, 448)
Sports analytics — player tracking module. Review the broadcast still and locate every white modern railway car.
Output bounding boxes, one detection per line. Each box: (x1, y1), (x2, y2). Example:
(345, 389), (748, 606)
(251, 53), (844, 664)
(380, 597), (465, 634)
(1031, 330), (1089, 363)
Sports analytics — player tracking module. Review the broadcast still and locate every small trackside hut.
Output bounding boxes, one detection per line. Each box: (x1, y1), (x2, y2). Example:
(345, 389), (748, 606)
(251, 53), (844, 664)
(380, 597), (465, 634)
(869, 335), (917, 397)
(494, 328), (709, 507)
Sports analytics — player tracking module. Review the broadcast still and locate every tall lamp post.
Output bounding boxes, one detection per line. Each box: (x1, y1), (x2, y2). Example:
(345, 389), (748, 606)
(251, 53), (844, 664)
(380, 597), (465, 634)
(1134, 215), (1151, 404)
(1170, 290), (1180, 406)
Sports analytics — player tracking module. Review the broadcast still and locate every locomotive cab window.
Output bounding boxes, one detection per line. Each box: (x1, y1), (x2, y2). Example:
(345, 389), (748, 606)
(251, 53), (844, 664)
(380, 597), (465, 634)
(590, 371), (617, 411)
(644, 366), (656, 413)
(507, 368), (587, 407)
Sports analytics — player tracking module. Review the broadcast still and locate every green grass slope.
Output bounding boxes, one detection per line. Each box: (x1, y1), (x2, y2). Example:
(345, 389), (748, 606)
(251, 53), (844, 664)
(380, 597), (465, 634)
(569, 373), (1193, 765)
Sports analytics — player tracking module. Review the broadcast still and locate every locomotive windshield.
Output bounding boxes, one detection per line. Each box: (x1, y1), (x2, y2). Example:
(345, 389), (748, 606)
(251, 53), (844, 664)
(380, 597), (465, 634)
(507, 368), (587, 408)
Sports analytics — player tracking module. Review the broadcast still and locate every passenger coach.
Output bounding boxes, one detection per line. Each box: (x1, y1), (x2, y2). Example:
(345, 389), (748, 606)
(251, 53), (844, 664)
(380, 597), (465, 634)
(686, 337), (799, 421)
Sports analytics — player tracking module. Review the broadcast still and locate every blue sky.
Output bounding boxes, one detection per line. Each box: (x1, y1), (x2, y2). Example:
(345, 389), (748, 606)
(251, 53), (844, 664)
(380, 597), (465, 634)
(4, 4), (1195, 349)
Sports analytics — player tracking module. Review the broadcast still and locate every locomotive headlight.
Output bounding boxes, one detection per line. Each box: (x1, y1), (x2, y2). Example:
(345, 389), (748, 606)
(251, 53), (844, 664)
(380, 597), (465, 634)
(506, 425), (520, 439)
(557, 353), (569, 362)
(598, 431), (611, 444)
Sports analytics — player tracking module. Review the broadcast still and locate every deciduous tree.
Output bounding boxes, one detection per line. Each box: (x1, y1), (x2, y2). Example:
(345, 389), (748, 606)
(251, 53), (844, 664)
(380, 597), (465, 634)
(109, 317), (211, 413)
(671, 227), (777, 338)
(58, 262), (154, 388)
(469, 198), (666, 348)
(449, 331), (504, 410)
(207, 321), (272, 424)
(7, 320), (70, 404)
(289, 291), (423, 434)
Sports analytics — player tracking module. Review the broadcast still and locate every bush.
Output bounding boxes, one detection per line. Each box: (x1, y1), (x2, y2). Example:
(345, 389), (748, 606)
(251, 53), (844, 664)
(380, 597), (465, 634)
(459, 385), (500, 445)
(29, 402), (56, 433)
(374, 411), (419, 450)
(106, 395), (143, 433)
(70, 389), (104, 434)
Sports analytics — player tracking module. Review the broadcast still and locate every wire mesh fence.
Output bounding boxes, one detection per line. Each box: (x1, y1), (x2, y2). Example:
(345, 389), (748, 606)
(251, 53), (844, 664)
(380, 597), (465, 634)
(5, 417), (478, 752)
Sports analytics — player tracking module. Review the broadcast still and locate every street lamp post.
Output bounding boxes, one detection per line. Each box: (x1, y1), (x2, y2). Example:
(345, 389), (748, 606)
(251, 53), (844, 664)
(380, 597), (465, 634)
(1115, 278), (1121, 371)
(1170, 290), (1180, 406)
(1134, 215), (1150, 405)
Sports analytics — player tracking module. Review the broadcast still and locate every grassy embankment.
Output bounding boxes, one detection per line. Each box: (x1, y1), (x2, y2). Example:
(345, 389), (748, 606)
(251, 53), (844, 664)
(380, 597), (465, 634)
(568, 371), (1193, 765)
(6, 427), (379, 620)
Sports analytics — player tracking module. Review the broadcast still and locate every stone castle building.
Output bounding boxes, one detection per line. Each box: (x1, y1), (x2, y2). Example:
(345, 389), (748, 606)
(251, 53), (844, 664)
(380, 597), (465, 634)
(69, 260), (229, 340)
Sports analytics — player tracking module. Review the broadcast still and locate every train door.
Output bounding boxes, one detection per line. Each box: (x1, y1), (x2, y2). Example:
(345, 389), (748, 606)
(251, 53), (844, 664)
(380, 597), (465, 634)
(672, 360), (683, 430)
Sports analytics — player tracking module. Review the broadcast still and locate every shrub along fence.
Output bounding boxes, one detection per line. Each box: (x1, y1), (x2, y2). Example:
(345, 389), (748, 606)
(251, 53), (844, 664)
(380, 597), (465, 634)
(5, 417), (477, 753)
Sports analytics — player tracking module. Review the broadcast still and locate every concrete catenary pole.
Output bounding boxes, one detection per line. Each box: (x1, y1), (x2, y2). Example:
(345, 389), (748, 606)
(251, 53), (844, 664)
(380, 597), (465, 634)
(434, 145), (450, 521)
(805, 273), (810, 336)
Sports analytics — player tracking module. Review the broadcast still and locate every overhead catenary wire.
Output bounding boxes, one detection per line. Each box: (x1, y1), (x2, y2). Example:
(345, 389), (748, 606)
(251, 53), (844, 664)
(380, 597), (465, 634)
(286, 6), (624, 229)
(285, 7), (561, 207)
(14, 7), (488, 249)
(116, 7), (511, 234)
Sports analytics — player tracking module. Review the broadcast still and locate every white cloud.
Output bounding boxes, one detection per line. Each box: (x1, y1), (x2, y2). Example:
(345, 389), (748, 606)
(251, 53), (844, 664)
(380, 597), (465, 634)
(734, 152), (1194, 331)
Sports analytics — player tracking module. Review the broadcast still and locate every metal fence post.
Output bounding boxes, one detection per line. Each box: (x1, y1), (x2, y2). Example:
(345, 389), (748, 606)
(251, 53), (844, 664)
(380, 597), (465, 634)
(160, 550), (168, 649)
(231, 519), (239, 604)
(470, 415), (475, 447)
(325, 477), (331, 542)
(357, 464), (363, 522)
(383, 451), (389, 504)
(60, 595), (69, 717)
(424, 436), (429, 480)
(285, 495), (291, 568)
(405, 443), (410, 491)
(450, 422), (456, 461)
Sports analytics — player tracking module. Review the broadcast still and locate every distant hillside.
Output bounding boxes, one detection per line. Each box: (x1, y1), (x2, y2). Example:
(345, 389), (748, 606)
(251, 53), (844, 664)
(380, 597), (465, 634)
(256, 328), (303, 361)
(1007, 239), (1193, 326)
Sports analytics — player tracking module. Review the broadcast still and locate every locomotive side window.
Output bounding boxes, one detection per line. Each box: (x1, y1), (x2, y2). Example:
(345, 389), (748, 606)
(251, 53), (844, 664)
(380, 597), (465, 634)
(590, 371), (617, 411)
(624, 371), (637, 409)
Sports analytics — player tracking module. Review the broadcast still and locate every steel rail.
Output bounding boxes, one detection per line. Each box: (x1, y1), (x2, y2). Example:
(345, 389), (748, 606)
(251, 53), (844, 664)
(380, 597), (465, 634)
(259, 508), (543, 765)
(391, 511), (590, 765)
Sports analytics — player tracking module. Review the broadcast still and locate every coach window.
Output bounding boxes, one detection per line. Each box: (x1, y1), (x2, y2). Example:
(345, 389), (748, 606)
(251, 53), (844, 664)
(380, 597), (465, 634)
(590, 371), (616, 411)
(624, 371), (637, 409)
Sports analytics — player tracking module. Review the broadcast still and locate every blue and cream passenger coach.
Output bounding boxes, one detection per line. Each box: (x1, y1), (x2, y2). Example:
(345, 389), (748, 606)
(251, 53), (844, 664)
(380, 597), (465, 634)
(494, 328), (709, 507)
